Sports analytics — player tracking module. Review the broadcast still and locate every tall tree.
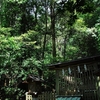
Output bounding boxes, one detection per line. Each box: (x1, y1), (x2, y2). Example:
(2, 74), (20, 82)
(42, 0), (48, 59)
(50, 0), (56, 59)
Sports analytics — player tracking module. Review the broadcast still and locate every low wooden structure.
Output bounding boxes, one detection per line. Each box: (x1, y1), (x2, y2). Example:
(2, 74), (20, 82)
(19, 75), (43, 100)
(26, 91), (55, 100)
(27, 75), (43, 93)
(49, 55), (100, 100)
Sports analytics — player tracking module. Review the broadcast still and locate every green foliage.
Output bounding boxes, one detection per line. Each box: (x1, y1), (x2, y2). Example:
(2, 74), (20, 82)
(73, 17), (87, 32)
(6, 0), (27, 4)
(95, 22), (100, 52)
(0, 27), (12, 36)
(0, 28), (42, 99)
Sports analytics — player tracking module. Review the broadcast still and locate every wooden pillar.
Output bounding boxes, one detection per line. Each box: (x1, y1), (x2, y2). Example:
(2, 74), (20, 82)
(56, 69), (59, 95)
(96, 76), (100, 100)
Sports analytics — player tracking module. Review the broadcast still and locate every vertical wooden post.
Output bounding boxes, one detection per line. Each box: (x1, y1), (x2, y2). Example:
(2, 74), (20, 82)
(96, 76), (100, 100)
(25, 92), (32, 100)
(94, 63), (100, 100)
(56, 69), (59, 95)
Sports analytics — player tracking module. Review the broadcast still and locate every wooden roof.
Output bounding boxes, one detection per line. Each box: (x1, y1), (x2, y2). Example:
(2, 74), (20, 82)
(49, 55), (100, 70)
(27, 75), (43, 82)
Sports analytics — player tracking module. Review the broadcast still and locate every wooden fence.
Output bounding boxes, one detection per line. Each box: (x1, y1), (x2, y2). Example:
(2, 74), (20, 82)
(55, 63), (100, 100)
(26, 91), (55, 100)
(38, 92), (55, 100)
(54, 62), (100, 100)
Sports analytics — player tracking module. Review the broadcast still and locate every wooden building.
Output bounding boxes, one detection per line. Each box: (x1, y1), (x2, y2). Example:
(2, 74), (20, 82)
(49, 55), (100, 100)
(27, 75), (43, 93)
(18, 75), (43, 100)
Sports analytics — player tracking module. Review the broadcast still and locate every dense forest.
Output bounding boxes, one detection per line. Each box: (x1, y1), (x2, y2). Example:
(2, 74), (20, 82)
(0, 0), (100, 99)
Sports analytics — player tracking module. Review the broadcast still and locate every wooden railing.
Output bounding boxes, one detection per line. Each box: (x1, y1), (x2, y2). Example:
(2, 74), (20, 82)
(38, 92), (55, 100)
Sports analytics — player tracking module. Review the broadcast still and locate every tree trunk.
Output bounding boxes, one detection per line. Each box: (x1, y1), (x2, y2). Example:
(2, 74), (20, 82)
(42, 0), (48, 59)
(50, 0), (56, 59)
(63, 35), (67, 60)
